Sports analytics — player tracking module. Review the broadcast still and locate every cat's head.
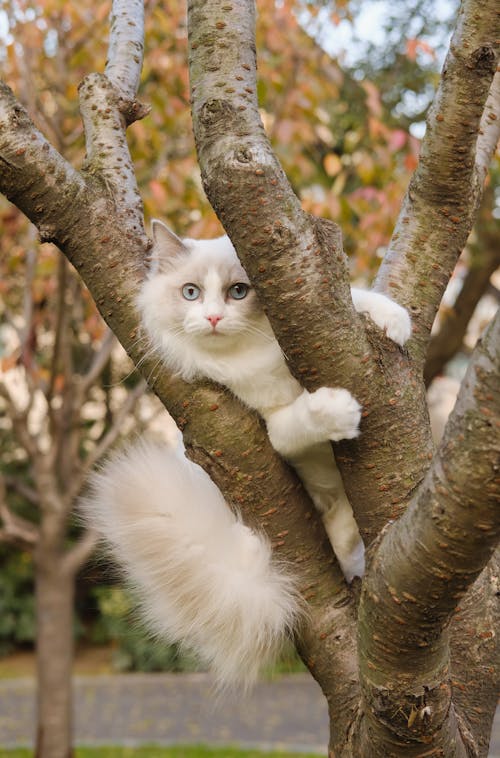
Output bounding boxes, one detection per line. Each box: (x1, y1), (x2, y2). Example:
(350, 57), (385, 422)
(138, 220), (269, 361)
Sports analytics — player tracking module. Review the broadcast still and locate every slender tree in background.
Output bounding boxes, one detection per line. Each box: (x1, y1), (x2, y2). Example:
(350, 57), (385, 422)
(0, 1), (498, 757)
(0, 247), (147, 756)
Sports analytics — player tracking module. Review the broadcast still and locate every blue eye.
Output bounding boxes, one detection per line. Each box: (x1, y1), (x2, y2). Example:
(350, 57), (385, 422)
(228, 283), (249, 300)
(182, 283), (201, 300)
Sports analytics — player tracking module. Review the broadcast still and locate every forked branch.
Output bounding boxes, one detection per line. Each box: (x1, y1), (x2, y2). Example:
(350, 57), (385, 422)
(358, 310), (500, 756)
(376, 0), (500, 365)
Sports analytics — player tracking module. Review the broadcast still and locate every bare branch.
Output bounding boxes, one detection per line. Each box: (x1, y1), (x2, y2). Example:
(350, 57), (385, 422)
(62, 529), (99, 576)
(475, 72), (500, 186)
(188, 2), (369, 374)
(375, 0), (500, 366)
(79, 73), (145, 227)
(0, 476), (38, 549)
(105, 0), (146, 104)
(47, 254), (69, 409)
(449, 554), (500, 756)
(0, 81), (88, 245)
(88, 378), (148, 465)
(78, 327), (116, 397)
(424, 242), (500, 386)
(4, 474), (40, 506)
(187, 0), (433, 556)
(424, 183), (500, 385)
(0, 381), (39, 459)
(19, 240), (37, 367)
(358, 310), (500, 756)
(66, 378), (148, 506)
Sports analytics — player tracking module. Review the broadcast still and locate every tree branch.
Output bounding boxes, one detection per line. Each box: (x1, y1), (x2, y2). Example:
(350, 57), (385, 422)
(78, 72), (145, 229)
(188, 1), (369, 375)
(4, 474), (40, 506)
(0, 476), (38, 549)
(105, 0), (147, 109)
(18, 239), (37, 370)
(47, 254), (69, 422)
(375, 0), (500, 366)
(449, 552), (500, 758)
(0, 381), (39, 460)
(0, 81), (88, 245)
(187, 0), (434, 555)
(78, 327), (116, 397)
(62, 529), (99, 577)
(475, 72), (500, 186)
(358, 309), (500, 756)
(424, 190), (500, 386)
(68, 378), (148, 506)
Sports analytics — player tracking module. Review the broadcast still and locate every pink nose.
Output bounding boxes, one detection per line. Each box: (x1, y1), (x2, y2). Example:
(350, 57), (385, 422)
(207, 314), (222, 327)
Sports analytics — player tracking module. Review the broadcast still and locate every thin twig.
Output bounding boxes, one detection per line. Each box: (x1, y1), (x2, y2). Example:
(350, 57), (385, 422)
(0, 381), (39, 459)
(47, 253), (68, 410)
(0, 475), (38, 549)
(67, 378), (147, 505)
(62, 528), (99, 575)
(79, 328), (116, 397)
(4, 474), (40, 506)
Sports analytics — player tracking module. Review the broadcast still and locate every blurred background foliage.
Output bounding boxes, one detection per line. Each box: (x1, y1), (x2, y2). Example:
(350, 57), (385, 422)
(0, 0), (497, 673)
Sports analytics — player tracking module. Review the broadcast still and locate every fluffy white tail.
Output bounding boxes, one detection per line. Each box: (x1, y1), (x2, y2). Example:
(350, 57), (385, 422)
(81, 432), (300, 688)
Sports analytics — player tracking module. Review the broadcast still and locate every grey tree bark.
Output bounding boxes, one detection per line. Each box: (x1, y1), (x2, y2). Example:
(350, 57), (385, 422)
(0, 0), (498, 756)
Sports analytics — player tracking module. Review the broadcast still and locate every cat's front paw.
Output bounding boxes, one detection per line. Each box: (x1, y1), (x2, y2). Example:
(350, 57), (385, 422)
(369, 299), (411, 346)
(382, 304), (412, 347)
(307, 387), (361, 441)
(352, 289), (411, 346)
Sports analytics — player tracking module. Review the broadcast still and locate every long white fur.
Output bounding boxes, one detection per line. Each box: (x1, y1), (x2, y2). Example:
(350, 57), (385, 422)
(83, 220), (411, 688)
(82, 429), (300, 689)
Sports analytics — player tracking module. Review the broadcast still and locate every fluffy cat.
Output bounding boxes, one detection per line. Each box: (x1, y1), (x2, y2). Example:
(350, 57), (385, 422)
(139, 220), (410, 579)
(83, 219), (411, 687)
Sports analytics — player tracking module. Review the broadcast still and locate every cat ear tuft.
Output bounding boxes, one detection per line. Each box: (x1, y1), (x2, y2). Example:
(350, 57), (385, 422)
(150, 219), (187, 272)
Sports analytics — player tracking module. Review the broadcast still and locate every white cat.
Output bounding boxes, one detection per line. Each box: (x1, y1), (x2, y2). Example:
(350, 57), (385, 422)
(82, 219), (411, 687)
(139, 220), (410, 578)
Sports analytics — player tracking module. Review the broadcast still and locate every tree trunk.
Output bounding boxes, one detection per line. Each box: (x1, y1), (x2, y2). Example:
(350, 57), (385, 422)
(34, 553), (75, 758)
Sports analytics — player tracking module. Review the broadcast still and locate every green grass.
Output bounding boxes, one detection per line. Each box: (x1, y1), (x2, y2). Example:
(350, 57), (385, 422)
(0, 747), (324, 758)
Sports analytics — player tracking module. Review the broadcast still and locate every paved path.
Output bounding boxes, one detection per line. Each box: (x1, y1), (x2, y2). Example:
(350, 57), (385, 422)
(0, 673), (499, 756)
(0, 673), (328, 754)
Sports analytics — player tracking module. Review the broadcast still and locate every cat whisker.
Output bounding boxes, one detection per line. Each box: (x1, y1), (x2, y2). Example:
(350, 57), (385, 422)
(241, 324), (276, 343)
(103, 344), (158, 389)
(145, 355), (168, 386)
(126, 330), (150, 354)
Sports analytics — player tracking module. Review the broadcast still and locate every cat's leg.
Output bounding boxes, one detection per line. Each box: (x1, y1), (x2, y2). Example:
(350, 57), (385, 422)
(291, 445), (365, 581)
(265, 387), (361, 458)
(351, 287), (411, 346)
(321, 498), (365, 582)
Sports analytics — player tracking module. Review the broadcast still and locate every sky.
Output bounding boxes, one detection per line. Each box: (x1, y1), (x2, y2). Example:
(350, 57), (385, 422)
(0, 10), (7, 41)
(302, 0), (457, 136)
(311, 0), (456, 65)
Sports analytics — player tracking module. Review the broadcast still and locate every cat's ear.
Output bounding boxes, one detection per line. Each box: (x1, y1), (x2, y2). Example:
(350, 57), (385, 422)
(150, 219), (187, 273)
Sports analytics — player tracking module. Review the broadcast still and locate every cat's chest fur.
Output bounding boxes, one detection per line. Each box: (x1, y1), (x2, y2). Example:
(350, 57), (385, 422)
(203, 341), (301, 414)
(163, 328), (302, 416)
